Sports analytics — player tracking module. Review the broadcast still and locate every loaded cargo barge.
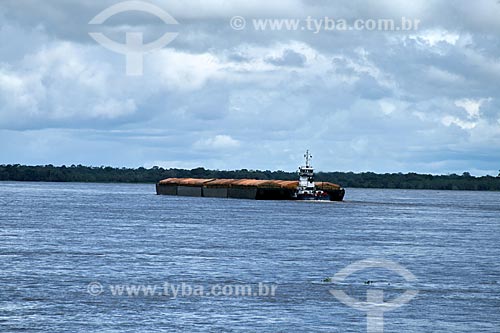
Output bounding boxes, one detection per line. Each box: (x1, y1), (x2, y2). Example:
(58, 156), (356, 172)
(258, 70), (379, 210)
(156, 151), (345, 201)
(156, 178), (344, 201)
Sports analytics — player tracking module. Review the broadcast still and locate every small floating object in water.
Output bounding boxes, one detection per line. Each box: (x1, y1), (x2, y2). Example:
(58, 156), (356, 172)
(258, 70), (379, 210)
(364, 280), (390, 285)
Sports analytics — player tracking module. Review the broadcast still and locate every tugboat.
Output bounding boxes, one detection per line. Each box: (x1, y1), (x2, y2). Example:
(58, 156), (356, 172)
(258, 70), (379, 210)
(294, 150), (331, 201)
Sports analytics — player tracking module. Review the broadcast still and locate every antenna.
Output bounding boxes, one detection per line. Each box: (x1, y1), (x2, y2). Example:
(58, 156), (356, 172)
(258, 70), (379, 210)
(304, 150), (312, 167)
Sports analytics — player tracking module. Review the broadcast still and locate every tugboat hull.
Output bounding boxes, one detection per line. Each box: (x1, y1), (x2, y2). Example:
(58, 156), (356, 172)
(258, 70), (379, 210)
(294, 188), (345, 201)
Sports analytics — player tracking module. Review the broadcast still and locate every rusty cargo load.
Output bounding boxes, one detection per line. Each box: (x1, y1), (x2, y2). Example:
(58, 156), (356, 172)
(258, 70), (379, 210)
(156, 177), (345, 201)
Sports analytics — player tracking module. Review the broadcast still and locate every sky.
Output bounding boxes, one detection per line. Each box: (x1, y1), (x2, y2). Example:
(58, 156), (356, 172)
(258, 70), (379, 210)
(1, 0), (499, 175)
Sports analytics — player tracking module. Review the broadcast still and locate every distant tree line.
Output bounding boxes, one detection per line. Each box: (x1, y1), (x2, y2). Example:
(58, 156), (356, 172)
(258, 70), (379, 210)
(1, 164), (500, 191)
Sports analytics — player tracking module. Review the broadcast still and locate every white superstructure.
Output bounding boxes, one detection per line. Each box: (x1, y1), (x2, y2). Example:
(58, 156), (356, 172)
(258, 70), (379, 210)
(297, 150), (315, 195)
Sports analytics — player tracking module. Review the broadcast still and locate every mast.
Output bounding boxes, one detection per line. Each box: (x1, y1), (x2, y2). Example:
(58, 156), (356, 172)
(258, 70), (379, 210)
(304, 150), (312, 168)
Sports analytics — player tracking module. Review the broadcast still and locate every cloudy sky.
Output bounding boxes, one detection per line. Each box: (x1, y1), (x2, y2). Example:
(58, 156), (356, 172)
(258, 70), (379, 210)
(1, 0), (499, 175)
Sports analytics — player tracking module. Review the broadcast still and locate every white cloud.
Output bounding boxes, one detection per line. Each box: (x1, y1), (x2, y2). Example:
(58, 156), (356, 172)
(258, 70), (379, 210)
(0, 41), (140, 126)
(379, 100), (396, 115)
(152, 49), (223, 91)
(90, 99), (137, 119)
(194, 134), (240, 150)
(455, 98), (491, 118)
(0, 70), (43, 115)
(426, 66), (464, 83)
(441, 115), (477, 130)
(409, 29), (460, 47)
(156, 0), (306, 18)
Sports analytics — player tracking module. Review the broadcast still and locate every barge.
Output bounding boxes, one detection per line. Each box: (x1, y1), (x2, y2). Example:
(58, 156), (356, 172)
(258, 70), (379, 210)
(155, 151), (345, 201)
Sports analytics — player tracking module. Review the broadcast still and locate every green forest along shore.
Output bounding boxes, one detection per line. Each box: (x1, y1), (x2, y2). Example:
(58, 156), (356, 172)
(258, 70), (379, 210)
(1, 164), (500, 191)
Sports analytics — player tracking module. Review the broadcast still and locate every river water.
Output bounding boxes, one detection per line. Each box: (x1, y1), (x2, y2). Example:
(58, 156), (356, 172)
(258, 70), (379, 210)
(1, 182), (499, 332)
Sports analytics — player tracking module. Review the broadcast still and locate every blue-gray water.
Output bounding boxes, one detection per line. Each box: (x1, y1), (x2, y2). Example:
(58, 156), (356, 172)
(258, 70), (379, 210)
(1, 182), (499, 332)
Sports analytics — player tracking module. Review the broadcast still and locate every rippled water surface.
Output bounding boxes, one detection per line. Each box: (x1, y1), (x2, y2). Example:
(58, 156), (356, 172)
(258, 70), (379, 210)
(1, 182), (499, 332)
